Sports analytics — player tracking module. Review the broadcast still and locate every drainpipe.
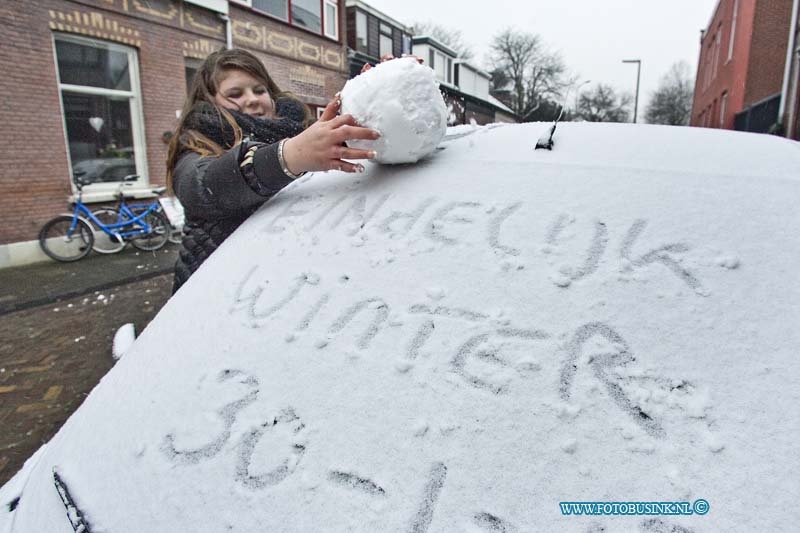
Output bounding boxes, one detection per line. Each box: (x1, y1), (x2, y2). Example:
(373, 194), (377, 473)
(219, 13), (233, 49)
(779, 0), (799, 135)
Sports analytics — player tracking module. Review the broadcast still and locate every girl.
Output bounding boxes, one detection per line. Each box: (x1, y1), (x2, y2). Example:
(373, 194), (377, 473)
(166, 48), (378, 292)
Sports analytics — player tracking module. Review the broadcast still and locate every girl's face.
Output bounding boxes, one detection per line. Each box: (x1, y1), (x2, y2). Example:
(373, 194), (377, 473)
(214, 68), (275, 119)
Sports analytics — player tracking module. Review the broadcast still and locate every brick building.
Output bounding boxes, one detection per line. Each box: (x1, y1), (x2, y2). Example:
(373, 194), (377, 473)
(690, 0), (795, 136)
(0, 0), (349, 266)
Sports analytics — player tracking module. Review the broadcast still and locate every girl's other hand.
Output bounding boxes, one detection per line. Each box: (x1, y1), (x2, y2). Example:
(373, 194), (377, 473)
(282, 96), (379, 174)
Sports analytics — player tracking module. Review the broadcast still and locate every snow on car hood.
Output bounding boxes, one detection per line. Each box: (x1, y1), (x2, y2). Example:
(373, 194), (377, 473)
(2, 123), (799, 532)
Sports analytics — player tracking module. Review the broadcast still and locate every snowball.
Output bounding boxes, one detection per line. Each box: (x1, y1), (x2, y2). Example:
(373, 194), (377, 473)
(340, 58), (447, 164)
(112, 323), (136, 360)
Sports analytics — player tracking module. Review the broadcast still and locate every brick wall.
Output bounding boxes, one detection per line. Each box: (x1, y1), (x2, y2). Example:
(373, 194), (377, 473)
(691, 0), (793, 130)
(745, 0), (793, 105)
(0, 1), (74, 243)
(690, 0), (757, 129)
(0, 0), (348, 245)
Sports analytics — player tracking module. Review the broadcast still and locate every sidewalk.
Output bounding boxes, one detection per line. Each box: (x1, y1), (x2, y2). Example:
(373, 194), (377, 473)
(0, 259), (176, 486)
(0, 243), (180, 316)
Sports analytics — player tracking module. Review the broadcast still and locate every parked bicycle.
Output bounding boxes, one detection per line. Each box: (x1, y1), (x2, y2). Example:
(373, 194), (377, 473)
(38, 175), (171, 262)
(90, 178), (184, 254)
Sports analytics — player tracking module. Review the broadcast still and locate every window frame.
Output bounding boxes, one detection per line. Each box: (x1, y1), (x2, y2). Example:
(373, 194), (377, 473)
(52, 33), (148, 197)
(323, 0), (338, 41)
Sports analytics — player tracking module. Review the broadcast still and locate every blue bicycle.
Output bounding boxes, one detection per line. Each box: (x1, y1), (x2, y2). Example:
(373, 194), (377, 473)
(39, 175), (170, 262)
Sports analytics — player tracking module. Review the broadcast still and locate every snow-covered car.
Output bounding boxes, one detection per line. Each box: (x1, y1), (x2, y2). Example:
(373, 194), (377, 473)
(71, 156), (136, 184)
(2, 122), (799, 532)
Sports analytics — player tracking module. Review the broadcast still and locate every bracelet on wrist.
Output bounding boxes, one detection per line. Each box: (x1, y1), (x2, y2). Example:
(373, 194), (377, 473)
(278, 139), (306, 179)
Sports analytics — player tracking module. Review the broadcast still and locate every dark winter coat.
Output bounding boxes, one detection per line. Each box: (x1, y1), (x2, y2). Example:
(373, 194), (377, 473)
(171, 99), (307, 292)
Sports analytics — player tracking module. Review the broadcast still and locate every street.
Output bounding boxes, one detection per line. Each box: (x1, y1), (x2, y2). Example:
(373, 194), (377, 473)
(0, 274), (173, 486)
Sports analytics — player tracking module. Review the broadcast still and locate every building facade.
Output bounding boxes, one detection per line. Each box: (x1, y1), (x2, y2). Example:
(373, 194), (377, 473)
(0, 0), (349, 265)
(690, 0), (795, 135)
(344, 0), (411, 77)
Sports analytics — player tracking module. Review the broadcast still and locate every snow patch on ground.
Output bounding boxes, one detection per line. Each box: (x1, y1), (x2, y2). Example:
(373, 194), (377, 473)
(112, 323), (136, 360)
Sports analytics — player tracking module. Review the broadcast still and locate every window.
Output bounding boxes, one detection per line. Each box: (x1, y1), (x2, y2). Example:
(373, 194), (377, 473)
(727, 0), (738, 62)
(253, 0), (288, 21)
(447, 57), (452, 84)
(53, 34), (146, 190)
(292, 0), (321, 33)
(704, 39), (715, 90)
(434, 51), (446, 81)
(379, 23), (393, 58)
(712, 30), (721, 79)
(402, 35), (411, 55)
(355, 11), (367, 52)
(252, 0), (339, 40)
(184, 58), (203, 94)
(324, 0), (338, 40)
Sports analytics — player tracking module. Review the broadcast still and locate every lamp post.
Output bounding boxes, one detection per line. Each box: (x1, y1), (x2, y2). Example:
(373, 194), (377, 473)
(622, 59), (641, 123)
(574, 79), (591, 116)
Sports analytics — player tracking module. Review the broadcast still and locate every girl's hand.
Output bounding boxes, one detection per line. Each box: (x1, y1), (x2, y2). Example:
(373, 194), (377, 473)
(282, 96), (379, 174)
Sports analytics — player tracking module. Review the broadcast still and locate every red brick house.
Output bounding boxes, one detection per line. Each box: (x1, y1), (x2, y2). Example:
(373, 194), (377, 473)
(690, 0), (795, 136)
(0, 0), (348, 267)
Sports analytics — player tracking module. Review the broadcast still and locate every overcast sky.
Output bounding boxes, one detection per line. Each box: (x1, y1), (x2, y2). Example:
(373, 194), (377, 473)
(365, 0), (719, 114)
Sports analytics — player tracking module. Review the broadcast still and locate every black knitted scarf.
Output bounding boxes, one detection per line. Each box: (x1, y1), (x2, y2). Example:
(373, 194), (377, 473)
(182, 98), (307, 149)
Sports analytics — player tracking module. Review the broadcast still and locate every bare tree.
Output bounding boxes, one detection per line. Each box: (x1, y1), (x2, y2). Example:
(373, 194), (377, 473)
(489, 28), (571, 120)
(644, 61), (694, 126)
(411, 21), (473, 60)
(574, 84), (632, 123)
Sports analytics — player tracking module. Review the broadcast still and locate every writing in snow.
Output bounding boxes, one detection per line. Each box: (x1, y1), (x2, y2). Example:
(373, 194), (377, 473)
(259, 192), (739, 293)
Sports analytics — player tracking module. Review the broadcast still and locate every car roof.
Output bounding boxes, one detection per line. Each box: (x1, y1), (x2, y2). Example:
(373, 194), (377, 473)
(2, 122), (799, 532)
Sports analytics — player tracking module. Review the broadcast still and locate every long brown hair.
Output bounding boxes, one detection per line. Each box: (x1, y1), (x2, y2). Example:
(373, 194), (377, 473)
(166, 48), (311, 192)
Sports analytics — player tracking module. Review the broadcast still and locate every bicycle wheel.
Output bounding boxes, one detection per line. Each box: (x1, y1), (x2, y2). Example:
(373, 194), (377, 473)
(90, 208), (126, 254)
(39, 215), (94, 262)
(130, 210), (169, 251)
